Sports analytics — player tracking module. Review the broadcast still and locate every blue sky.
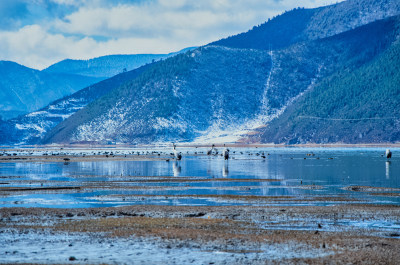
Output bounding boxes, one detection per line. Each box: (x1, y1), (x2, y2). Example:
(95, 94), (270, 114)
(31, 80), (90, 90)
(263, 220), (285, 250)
(0, 0), (340, 69)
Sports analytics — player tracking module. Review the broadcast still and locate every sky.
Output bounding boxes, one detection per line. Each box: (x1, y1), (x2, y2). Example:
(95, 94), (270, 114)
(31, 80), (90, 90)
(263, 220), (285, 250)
(0, 0), (340, 70)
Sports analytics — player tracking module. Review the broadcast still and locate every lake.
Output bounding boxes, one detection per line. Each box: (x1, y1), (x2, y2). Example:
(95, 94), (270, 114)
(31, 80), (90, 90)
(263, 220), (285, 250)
(0, 147), (399, 208)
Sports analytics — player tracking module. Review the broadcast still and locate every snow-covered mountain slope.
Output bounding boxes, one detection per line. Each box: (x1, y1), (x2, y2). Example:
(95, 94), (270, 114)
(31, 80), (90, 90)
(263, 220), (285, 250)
(43, 14), (400, 144)
(0, 61), (101, 120)
(0, 64), (151, 145)
(43, 46), (271, 144)
(0, 48), (195, 122)
(0, 47), (196, 144)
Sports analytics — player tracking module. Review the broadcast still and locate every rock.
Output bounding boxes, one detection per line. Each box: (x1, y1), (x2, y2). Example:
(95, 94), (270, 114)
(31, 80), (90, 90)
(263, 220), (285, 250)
(185, 212), (206, 218)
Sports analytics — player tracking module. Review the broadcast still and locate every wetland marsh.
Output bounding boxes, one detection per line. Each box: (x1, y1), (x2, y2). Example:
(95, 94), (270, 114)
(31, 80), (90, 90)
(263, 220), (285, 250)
(0, 146), (399, 264)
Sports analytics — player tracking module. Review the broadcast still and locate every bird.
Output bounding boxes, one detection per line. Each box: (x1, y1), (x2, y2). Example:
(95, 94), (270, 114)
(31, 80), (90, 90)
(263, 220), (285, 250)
(223, 145), (229, 160)
(386, 149), (392, 159)
(173, 143), (182, 160)
(207, 144), (215, 156)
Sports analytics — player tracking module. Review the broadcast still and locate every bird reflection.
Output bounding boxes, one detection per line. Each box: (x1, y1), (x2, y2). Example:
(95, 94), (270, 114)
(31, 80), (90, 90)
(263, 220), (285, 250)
(222, 162), (229, 177)
(386, 161), (391, 179)
(173, 162), (181, 177)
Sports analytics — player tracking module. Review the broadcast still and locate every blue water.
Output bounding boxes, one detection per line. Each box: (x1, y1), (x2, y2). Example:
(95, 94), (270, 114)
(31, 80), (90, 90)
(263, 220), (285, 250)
(0, 147), (399, 208)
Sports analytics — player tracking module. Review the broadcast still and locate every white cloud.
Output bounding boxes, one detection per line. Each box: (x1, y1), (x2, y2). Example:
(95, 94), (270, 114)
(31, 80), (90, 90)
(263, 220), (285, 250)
(49, 0), (81, 5)
(0, 24), (197, 69)
(55, 0), (337, 38)
(0, 0), (342, 69)
(0, 25), (97, 69)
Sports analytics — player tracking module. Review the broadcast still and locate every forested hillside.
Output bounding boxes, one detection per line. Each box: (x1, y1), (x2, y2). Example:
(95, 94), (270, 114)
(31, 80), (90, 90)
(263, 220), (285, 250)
(43, 14), (400, 144)
(0, 64), (152, 144)
(43, 47), (272, 144)
(212, 0), (400, 50)
(257, 37), (400, 144)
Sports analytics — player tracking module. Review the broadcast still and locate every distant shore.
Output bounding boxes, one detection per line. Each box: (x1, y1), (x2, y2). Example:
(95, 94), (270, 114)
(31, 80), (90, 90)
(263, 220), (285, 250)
(0, 143), (397, 163)
(1, 142), (400, 149)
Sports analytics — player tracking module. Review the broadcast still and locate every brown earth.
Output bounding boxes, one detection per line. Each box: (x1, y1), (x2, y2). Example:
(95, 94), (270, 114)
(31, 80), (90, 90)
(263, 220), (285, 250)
(1, 204), (400, 264)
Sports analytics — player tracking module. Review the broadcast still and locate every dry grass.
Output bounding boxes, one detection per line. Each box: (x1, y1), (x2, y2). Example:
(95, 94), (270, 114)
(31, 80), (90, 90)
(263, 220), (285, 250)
(2, 204), (400, 263)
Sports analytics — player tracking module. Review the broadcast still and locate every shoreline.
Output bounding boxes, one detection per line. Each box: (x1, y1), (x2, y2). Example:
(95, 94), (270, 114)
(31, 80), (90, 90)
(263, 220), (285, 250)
(0, 144), (397, 163)
(1, 143), (400, 149)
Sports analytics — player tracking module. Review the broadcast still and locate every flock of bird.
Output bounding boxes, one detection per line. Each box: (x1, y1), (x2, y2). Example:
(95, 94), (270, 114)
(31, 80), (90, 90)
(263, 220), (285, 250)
(173, 143), (229, 161)
(0, 146), (394, 161)
(171, 145), (394, 161)
(205, 144), (229, 160)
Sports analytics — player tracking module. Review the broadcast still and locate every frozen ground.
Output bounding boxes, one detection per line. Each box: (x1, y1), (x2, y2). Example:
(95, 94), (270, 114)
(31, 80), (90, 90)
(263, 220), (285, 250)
(0, 229), (335, 264)
(0, 205), (399, 264)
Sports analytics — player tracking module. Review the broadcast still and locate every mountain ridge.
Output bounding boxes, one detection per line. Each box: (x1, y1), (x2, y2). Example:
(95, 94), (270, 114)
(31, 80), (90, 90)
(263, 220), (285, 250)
(0, 47), (195, 121)
(0, 63), (153, 145)
(211, 0), (400, 51)
(255, 35), (400, 144)
(43, 14), (400, 144)
(0, 61), (102, 120)
(43, 47), (197, 79)
(42, 47), (272, 144)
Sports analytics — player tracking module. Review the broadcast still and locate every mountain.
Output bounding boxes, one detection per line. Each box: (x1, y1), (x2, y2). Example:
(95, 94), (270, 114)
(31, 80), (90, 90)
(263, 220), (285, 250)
(43, 47), (196, 79)
(0, 48), (195, 121)
(211, 0), (400, 50)
(42, 47), (272, 144)
(0, 61), (101, 120)
(0, 48), (195, 144)
(4, 0), (400, 145)
(43, 14), (400, 144)
(255, 36), (400, 144)
(0, 64), (152, 144)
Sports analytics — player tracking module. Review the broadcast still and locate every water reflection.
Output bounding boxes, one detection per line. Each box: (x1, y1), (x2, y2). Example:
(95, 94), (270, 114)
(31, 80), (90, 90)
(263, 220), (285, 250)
(2, 149), (400, 184)
(1, 148), (400, 208)
(386, 161), (391, 180)
(222, 162), (229, 177)
(173, 162), (181, 177)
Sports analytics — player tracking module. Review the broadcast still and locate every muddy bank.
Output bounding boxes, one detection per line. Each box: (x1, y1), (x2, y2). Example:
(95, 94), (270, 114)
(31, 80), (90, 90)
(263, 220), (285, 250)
(1, 204), (400, 264)
(0, 154), (169, 163)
